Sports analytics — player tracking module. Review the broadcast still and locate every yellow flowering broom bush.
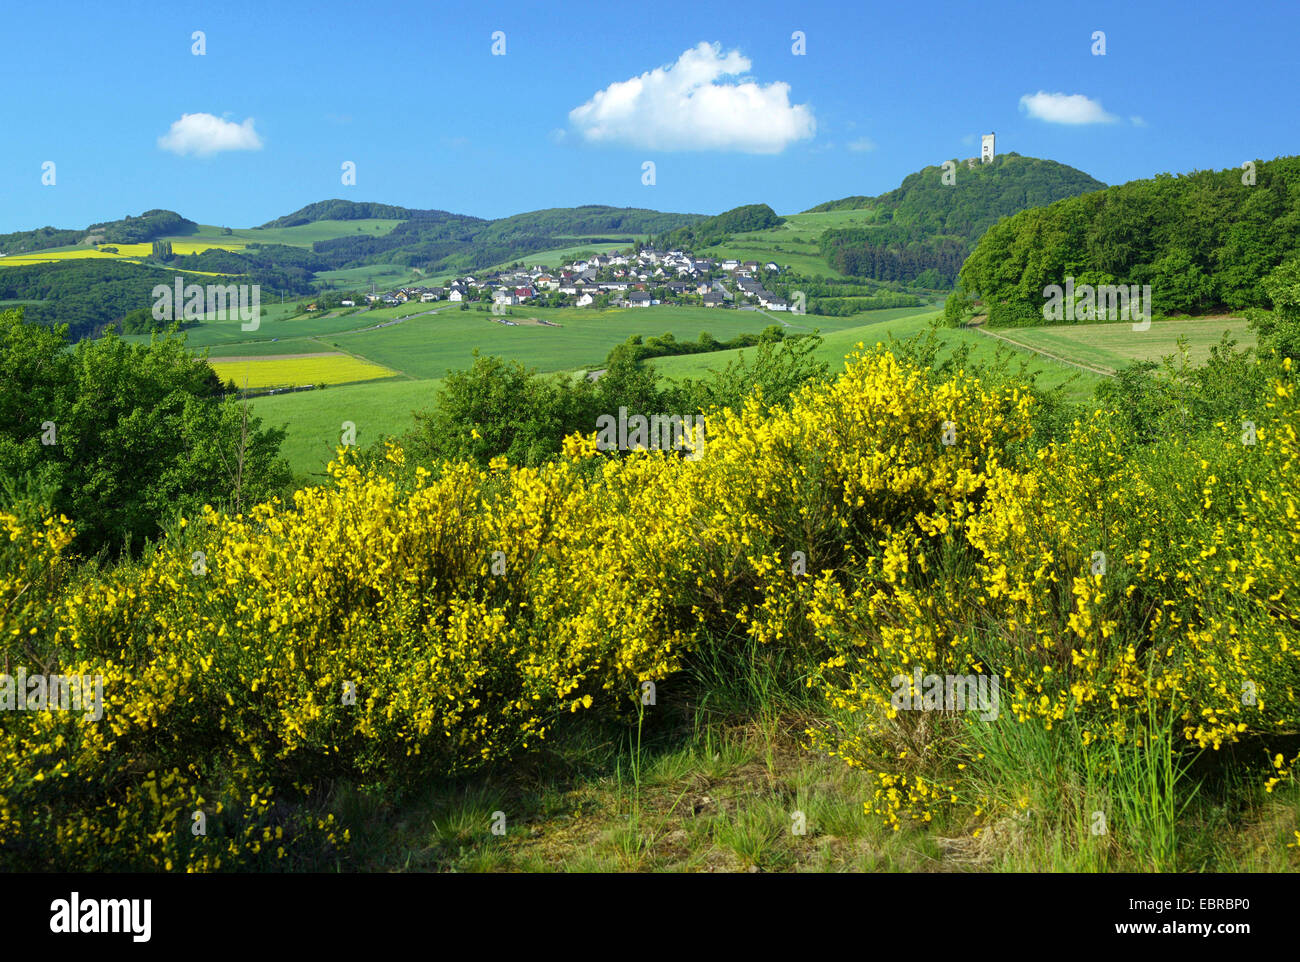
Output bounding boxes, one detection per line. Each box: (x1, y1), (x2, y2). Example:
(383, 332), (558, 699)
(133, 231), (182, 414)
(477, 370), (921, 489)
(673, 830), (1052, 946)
(1, 345), (1296, 865)
(796, 362), (1300, 831)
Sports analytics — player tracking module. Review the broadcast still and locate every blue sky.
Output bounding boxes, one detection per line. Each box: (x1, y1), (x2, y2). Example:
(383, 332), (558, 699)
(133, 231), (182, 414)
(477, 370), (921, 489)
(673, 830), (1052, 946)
(2, 0), (1296, 231)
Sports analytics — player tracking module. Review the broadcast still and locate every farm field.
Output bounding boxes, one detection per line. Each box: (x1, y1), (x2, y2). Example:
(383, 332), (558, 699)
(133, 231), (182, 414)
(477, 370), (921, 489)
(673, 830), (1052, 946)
(653, 309), (1106, 402)
(208, 353), (398, 390)
(248, 304), (937, 474)
(192, 303), (1246, 478)
(252, 376), (444, 478)
(0, 241), (244, 264)
(0, 218), (405, 261)
(989, 316), (1254, 373)
(121, 302), (441, 352)
(313, 263), (427, 290)
(315, 303), (940, 380)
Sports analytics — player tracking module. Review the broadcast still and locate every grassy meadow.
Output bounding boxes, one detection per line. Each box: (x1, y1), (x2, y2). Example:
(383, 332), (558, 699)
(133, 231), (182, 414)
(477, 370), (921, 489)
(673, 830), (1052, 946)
(253, 376), (444, 477)
(990, 316), (1255, 373)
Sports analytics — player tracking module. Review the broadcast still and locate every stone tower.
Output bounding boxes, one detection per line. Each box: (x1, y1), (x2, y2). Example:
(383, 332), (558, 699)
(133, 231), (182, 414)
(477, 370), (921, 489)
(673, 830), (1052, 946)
(981, 133), (995, 164)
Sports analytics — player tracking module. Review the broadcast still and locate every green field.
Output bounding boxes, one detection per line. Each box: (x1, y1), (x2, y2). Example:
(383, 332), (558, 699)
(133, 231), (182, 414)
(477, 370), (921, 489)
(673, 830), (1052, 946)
(251, 377), (444, 479)
(989, 316), (1254, 373)
(653, 310), (1104, 401)
(313, 263), (428, 291)
(313, 304), (936, 380)
(121, 302), (442, 353)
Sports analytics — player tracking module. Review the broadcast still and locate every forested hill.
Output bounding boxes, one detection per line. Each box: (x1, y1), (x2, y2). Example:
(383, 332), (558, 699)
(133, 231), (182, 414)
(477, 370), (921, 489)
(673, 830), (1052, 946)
(654, 203), (782, 251)
(0, 209), (197, 254)
(811, 154), (1105, 286)
(0, 202), (707, 339)
(305, 203), (704, 273)
(958, 154), (1300, 325)
(258, 200), (461, 228)
(808, 153), (1104, 228)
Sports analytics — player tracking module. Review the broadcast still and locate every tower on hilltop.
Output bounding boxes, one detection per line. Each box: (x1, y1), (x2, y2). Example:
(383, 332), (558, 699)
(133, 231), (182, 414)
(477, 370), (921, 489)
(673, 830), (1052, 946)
(981, 132), (995, 163)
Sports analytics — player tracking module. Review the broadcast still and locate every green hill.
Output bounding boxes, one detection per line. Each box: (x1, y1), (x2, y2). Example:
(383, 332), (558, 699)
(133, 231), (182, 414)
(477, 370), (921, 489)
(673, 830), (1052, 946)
(258, 199), (441, 229)
(307, 204), (703, 275)
(656, 203), (782, 251)
(958, 154), (1300, 325)
(0, 209), (197, 254)
(811, 153), (1106, 285)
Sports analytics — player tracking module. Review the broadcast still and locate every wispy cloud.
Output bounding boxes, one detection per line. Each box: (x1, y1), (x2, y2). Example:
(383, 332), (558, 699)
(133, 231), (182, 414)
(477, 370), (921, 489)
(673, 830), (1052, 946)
(847, 137), (877, 152)
(1130, 115), (1148, 127)
(568, 42), (815, 153)
(158, 113), (263, 156)
(1018, 91), (1118, 125)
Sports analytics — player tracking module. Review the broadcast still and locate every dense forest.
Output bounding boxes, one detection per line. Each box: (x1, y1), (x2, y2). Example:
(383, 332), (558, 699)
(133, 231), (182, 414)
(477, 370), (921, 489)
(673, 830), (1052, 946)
(816, 154), (1105, 285)
(819, 230), (969, 286)
(956, 154), (1300, 325)
(0, 250), (314, 340)
(0, 261), (188, 340)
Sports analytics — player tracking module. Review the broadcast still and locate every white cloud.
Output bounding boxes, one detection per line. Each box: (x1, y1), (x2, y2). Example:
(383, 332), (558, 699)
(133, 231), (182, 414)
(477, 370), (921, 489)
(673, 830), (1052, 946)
(847, 137), (877, 152)
(568, 42), (814, 153)
(1130, 115), (1148, 127)
(1018, 91), (1118, 125)
(158, 113), (263, 156)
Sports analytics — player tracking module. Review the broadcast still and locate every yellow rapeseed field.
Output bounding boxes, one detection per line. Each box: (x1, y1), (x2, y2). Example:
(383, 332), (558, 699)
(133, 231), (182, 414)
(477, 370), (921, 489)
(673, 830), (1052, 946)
(207, 354), (397, 388)
(0, 240), (245, 267)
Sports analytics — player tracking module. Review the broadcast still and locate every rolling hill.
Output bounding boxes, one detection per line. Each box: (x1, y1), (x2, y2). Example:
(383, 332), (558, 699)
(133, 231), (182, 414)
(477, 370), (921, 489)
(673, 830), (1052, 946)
(958, 154), (1300, 325)
(809, 153), (1106, 285)
(0, 154), (1108, 340)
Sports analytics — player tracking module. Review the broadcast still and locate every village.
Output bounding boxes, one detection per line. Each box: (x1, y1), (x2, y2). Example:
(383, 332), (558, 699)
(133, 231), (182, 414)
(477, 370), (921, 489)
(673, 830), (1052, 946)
(357, 246), (792, 312)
